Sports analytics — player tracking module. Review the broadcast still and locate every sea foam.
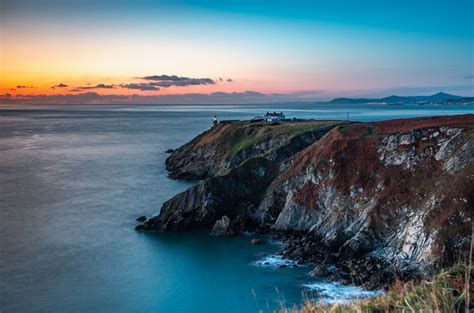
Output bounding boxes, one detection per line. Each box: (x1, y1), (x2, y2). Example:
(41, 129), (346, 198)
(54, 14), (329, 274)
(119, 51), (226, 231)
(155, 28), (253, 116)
(252, 255), (305, 268)
(302, 281), (382, 304)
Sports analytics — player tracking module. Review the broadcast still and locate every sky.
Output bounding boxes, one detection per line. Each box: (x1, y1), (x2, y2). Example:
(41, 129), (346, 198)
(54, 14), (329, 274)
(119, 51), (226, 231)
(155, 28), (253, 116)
(0, 0), (473, 104)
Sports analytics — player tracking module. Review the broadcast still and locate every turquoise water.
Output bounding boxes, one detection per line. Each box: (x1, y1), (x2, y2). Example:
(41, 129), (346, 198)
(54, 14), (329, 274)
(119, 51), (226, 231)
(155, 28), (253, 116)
(1, 103), (472, 313)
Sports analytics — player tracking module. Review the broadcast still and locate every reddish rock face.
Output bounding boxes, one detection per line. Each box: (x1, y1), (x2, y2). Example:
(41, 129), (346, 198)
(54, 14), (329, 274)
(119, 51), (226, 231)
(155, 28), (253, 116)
(260, 115), (473, 267)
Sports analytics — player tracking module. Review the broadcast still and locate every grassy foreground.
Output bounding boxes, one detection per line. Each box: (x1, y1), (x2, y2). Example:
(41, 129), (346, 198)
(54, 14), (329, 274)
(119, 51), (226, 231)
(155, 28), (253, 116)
(285, 265), (473, 313)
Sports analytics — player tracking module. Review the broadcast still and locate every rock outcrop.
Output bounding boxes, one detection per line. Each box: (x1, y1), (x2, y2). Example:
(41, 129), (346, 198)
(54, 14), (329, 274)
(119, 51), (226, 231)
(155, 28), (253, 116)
(165, 120), (346, 180)
(138, 115), (474, 288)
(141, 157), (280, 231)
(211, 216), (234, 236)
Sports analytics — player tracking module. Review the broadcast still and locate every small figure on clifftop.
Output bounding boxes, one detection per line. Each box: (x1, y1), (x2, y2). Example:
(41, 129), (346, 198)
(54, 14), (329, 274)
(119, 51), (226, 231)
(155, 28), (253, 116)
(212, 115), (218, 127)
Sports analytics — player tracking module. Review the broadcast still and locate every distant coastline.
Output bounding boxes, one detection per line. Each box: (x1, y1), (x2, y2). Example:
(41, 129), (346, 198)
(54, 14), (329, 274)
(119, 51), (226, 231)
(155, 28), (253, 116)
(326, 92), (474, 105)
(1, 91), (473, 106)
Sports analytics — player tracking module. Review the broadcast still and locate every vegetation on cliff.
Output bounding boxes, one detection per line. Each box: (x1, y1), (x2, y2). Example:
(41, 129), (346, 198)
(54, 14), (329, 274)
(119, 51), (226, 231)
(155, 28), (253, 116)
(290, 264), (473, 312)
(165, 120), (346, 180)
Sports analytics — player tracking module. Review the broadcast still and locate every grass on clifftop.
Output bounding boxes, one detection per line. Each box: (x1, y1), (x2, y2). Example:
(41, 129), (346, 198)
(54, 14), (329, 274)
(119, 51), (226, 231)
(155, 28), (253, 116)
(283, 265), (473, 313)
(224, 121), (342, 158)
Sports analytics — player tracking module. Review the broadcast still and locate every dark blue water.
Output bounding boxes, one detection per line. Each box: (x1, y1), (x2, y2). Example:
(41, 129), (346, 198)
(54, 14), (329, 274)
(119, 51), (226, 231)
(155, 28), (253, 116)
(1, 103), (472, 313)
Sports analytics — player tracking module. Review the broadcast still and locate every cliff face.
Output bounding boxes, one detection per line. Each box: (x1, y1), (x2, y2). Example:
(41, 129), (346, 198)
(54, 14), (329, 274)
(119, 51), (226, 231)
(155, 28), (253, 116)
(142, 157), (280, 231)
(140, 115), (474, 286)
(256, 116), (473, 269)
(165, 120), (346, 180)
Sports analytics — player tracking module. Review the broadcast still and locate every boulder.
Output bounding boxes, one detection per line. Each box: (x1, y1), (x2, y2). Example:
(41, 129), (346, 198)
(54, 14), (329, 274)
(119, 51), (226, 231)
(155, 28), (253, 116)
(251, 238), (264, 245)
(135, 224), (145, 231)
(136, 216), (147, 222)
(211, 215), (234, 236)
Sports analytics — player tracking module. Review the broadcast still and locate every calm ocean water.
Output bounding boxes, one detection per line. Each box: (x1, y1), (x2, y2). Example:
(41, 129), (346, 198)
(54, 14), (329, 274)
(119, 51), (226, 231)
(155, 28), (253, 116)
(1, 103), (473, 313)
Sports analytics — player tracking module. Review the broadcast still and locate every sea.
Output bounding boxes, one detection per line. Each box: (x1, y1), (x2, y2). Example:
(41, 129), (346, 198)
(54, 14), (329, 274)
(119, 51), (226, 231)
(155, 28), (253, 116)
(1, 103), (472, 313)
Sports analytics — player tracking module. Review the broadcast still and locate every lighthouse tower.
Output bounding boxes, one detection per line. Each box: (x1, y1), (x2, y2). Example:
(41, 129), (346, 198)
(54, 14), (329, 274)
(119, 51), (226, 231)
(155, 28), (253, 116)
(212, 115), (218, 127)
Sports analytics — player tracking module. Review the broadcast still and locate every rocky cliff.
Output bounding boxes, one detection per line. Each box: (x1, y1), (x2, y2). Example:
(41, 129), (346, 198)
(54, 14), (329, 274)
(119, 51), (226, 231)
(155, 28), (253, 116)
(140, 157), (280, 232)
(257, 115), (473, 286)
(165, 120), (347, 180)
(139, 115), (474, 288)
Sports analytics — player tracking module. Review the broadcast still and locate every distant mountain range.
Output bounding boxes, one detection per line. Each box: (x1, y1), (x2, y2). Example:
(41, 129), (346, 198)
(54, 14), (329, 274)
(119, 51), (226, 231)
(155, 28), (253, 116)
(328, 92), (473, 104)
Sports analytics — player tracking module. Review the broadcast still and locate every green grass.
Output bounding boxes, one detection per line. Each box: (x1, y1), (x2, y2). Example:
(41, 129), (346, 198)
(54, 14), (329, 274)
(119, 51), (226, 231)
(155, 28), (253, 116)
(281, 265), (473, 313)
(226, 131), (266, 157)
(224, 121), (339, 158)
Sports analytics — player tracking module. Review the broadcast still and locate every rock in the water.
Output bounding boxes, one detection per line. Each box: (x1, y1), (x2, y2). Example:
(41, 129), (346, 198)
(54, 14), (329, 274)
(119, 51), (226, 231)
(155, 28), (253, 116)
(135, 224), (145, 231)
(211, 215), (234, 236)
(136, 216), (147, 222)
(165, 149), (174, 153)
(251, 238), (264, 245)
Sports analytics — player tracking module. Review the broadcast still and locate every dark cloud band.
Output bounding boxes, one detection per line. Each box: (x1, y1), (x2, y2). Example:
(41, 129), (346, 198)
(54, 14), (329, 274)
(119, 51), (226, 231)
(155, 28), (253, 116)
(16, 85), (35, 89)
(119, 83), (160, 91)
(51, 83), (68, 89)
(137, 74), (215, 87)
(42, 74), (227, 93)
(75, 84), (115, 90)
